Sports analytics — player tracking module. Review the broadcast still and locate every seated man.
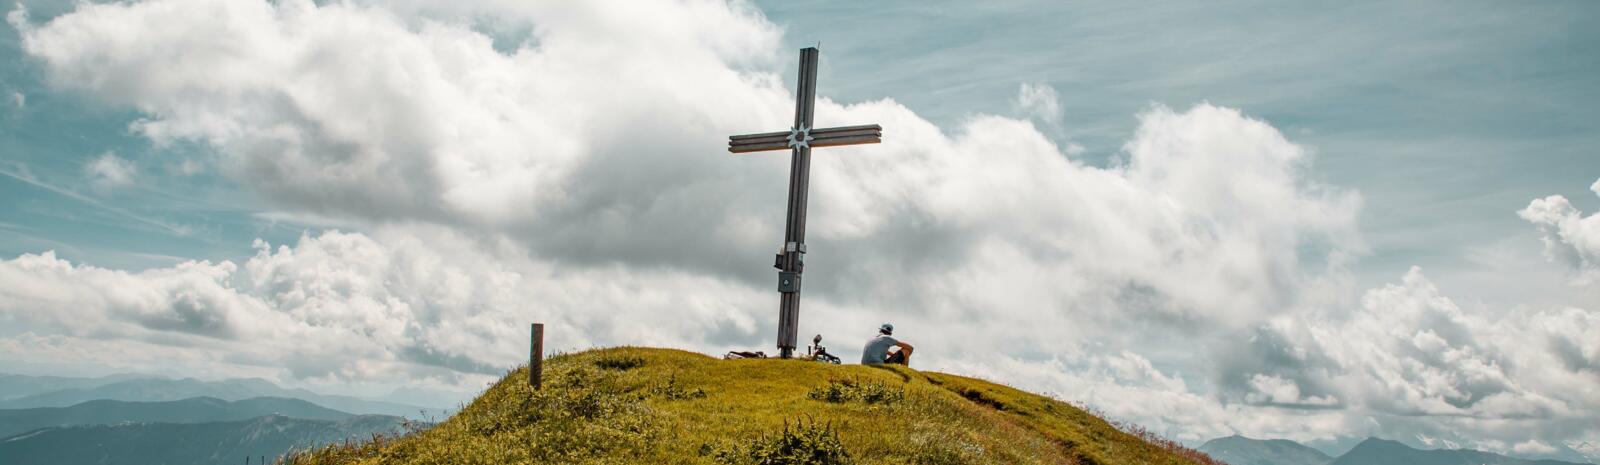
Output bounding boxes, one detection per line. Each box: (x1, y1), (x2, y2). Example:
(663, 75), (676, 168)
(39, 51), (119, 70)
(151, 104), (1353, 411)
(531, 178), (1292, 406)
(860, 323), (913, 365)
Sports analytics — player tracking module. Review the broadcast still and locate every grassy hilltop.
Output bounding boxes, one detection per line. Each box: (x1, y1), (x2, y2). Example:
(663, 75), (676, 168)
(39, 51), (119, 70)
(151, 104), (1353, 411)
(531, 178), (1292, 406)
(287, 347), (1218, 465)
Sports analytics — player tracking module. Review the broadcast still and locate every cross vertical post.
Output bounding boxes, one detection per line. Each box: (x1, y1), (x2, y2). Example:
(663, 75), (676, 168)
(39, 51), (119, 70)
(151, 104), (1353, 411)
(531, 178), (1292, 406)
(728, 47), (883, 359)
(776, 47), (818, 359)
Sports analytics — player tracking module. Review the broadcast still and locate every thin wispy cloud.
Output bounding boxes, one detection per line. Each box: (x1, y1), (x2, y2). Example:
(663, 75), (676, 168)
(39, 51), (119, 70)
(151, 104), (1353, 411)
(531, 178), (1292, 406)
(0, 166), (191, 236)
(1015, 82), (1062, 128)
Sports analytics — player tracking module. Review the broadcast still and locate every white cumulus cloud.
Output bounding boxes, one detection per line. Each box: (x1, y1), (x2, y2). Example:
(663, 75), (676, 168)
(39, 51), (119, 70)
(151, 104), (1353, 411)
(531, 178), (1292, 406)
(4, 0), (1595, 454)
(0, 226), (770, 387)
(1519, 178), (1600, 284)
(83, 152), (136, 188)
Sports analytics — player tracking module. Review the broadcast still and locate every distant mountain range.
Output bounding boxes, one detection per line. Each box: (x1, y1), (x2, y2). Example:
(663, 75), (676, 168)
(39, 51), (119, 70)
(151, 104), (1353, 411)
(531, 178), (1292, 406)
(1201, 436), (1596, 465)
(0, 374), (145, 402)
(1200, 435), (1331, 465)
(1330, 438), (1588, 465)
(0, 375), (448, 419)
(0, 414), (410, 465)
(0, 373), (450, 465)
(0, 396), (352, 438)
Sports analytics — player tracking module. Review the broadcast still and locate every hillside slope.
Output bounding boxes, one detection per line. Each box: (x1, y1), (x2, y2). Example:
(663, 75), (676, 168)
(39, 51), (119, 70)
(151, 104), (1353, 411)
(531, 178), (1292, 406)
(0, 396), (354, 438)
(290, 347), (1218, 465)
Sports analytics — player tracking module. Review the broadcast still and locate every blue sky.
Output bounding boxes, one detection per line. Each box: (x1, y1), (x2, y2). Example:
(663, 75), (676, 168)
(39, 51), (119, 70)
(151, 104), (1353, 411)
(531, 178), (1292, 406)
(754, 1), (1600, 291)
(1, 0), (1597, 459)
(0, 0), (300, 269)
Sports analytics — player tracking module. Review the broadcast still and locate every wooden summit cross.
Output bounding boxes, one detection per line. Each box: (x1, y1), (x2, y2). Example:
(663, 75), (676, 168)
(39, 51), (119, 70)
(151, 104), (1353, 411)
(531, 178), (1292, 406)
(728, 47), (883, 359)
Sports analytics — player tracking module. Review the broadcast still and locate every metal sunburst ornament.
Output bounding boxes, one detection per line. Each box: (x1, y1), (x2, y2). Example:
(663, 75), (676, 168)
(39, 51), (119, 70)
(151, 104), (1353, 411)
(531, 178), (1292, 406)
(786, 124), (814, 149)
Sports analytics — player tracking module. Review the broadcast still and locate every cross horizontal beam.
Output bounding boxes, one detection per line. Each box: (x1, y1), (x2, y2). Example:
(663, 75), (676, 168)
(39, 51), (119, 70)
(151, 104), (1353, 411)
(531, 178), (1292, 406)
(728, 124), (883, 153)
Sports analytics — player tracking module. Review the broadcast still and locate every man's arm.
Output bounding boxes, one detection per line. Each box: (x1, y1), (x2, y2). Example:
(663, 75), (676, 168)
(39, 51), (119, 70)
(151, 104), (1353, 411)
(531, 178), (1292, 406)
(894, 341), (913, 355)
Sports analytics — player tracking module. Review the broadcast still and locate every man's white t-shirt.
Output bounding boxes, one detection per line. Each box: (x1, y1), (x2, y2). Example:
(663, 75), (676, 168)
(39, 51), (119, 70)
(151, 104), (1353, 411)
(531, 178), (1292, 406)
(860, 334), (899, 364)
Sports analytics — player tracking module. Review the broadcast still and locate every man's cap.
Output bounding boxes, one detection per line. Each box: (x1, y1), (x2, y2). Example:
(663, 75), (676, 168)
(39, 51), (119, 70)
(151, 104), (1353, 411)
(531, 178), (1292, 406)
(879, 323), (894, 334)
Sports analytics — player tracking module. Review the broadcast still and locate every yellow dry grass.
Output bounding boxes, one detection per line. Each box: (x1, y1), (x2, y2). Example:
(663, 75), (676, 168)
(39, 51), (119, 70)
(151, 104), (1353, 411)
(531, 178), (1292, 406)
(285, 347), (1218, 465)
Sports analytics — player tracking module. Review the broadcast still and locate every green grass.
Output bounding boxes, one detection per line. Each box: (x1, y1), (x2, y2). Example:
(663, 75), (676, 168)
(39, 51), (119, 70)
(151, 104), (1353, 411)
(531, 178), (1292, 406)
(284, 347), (1222, 465)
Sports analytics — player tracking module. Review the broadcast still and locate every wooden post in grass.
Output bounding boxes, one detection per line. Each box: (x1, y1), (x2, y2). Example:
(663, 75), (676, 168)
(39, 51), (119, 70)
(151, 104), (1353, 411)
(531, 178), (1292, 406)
(530, 323), (544, 390)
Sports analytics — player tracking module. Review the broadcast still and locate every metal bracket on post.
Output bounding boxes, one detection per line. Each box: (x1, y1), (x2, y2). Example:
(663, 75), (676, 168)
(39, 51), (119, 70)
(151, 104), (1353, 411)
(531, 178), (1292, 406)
(778, 243), (807, 271)
(778, 272), (802, 293)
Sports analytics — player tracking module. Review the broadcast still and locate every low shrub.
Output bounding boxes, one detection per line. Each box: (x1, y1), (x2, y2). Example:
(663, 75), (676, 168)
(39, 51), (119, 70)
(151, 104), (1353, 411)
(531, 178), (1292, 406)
(711, 417), (852, 465)
(594, 355), (646, 371)
(807, 379), (904, 406)
(649, 374), (708, 400)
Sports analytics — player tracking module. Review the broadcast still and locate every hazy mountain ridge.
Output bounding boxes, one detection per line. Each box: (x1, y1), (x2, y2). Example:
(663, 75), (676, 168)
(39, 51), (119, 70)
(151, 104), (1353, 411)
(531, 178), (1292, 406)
(1205, 436), (1595, 465)
(0, 375), (447, 419)
(1329, 437), (1587, 465)
(0, 373), (142, 402)
(0, 396), (353, 438)
(1199, 435), (1330, 465)
(0, 414), (411, 465)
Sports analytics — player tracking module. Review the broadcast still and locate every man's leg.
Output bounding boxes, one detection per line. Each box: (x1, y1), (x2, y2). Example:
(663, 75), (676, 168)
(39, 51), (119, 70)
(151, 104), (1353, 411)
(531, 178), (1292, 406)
(885, 351), (906, 365)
